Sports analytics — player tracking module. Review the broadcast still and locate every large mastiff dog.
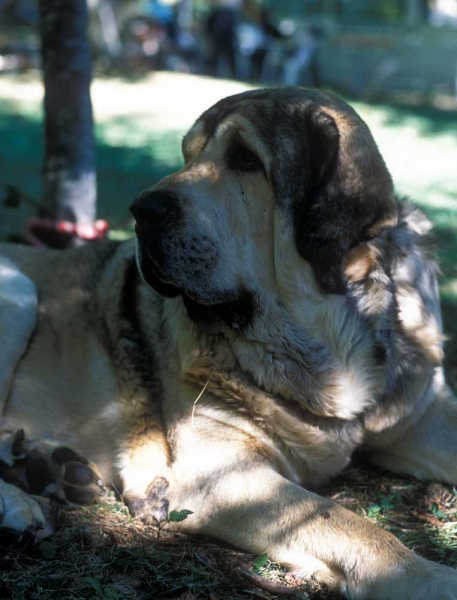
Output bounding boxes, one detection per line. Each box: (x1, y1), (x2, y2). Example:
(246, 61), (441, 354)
(1, 88), (457, 599)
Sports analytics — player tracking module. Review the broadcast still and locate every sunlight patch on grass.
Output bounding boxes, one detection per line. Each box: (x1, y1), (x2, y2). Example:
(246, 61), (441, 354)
(353, 103), (457, 209)
(0, 76), (43, 118)
(442, 279), (457, 295)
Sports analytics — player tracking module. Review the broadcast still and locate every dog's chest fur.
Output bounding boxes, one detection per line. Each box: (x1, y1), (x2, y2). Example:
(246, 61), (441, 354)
(143, 290), (373, 487)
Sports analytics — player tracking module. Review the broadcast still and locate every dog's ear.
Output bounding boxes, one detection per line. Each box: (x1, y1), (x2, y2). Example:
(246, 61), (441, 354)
(183, 90), (259, 162)
(283, 102), (398, 294)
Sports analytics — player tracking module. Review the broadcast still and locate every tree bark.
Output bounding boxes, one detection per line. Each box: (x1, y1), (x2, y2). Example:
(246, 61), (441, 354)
(39, 0), (97, 246)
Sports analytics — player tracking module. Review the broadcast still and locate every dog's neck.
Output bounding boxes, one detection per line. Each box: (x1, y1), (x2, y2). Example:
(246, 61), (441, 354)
(106, 241), (387, 422)
(162, 287), (384, 421)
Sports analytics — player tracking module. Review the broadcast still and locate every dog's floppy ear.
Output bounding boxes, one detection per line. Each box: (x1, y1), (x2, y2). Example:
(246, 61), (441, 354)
(285, 101), (398, 294)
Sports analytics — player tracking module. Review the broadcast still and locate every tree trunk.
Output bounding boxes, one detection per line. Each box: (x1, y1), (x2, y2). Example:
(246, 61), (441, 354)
(39, 0), (97, 247)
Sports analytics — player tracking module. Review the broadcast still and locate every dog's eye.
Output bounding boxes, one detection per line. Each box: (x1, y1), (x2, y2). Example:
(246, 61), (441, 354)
(226, 141), (262, 173)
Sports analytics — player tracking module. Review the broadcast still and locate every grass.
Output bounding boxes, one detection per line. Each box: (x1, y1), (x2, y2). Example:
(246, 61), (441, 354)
(0, 72), (456, 598)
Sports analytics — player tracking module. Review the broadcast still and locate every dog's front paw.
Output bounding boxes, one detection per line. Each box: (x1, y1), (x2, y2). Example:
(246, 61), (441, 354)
(126, 476), (170, 525)
(25, 442), (106, 505)
(0, 480), (58, 544)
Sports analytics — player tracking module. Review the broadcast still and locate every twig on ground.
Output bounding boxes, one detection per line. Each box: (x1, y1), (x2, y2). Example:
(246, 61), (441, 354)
(244, 590), (271, 600)
(193, 550), (224, 575)
(411, 511), (444, 527)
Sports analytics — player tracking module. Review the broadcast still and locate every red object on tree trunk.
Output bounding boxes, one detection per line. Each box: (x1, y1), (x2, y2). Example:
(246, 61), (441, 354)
(24, 217), (109, 249)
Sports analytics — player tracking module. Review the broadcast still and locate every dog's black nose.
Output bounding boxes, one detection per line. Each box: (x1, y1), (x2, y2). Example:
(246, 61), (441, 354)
(130, 190), (181, 229)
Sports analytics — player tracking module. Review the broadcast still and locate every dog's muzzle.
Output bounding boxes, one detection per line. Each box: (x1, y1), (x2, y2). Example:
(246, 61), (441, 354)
(130, 189), (181, 233)
(130, 189), (184, 298)
(130, 189), (256, 330)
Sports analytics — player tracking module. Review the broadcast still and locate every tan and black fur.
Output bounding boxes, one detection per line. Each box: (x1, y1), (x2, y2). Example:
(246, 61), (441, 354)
(1, 88), (457, 598)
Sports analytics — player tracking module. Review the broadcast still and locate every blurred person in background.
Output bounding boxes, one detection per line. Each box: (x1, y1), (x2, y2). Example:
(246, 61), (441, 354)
(124, 15), (170, 71)
(247, 5), (283, 81)
(206, 0), (242, 79)
(146, 0), (177, 40)
(173, 0), (204, 74)
(283, 24), (323, 87)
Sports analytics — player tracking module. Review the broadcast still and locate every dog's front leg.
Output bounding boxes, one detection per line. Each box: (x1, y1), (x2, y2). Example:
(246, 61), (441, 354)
(118, 425), (172, 525)
(165, 414), (457, 600)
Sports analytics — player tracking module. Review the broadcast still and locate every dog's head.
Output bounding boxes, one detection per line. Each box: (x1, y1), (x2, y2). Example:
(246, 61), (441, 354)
(130, 88), (398, 331)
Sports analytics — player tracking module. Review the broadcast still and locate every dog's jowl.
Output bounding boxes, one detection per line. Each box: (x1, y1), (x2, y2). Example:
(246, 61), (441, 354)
(1, 88), (457, 599)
